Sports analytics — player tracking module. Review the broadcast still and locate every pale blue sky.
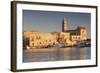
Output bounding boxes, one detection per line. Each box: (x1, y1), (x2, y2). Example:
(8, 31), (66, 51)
(23, 10), (91, 38)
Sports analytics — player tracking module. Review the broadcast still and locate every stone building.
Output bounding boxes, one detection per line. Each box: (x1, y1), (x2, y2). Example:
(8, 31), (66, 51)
(23, 17), (87, 49)
(23, 32), (57, 49)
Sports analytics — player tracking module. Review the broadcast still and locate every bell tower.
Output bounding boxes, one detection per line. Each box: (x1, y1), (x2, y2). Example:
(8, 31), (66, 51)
(62, 16), (67, 32)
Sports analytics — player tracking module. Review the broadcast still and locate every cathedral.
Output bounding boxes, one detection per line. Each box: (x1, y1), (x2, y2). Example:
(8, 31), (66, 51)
(23, 16), (87, 49)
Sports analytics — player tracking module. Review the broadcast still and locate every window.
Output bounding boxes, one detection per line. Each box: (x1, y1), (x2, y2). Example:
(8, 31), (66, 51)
(49, 40), (51, 42)
(36, 36), (41, 40)
(31, 38), (34, 41)
(32, 43), (34, 46)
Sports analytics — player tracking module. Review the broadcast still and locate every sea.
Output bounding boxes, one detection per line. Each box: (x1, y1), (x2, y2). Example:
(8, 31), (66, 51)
(23, 47), (91, 62)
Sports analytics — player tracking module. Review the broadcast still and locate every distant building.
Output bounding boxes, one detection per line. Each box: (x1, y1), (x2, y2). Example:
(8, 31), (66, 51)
(23, 17), (87, 49)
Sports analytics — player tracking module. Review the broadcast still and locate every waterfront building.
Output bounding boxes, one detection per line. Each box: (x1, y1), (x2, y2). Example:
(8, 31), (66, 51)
(23, 17), (87, 49)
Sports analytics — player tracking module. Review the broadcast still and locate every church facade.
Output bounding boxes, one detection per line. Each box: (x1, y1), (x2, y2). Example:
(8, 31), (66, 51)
(23, 17), (87, 49)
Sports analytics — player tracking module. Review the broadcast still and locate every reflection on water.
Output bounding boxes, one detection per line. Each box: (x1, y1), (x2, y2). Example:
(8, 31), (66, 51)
(23, 47), (91, 62)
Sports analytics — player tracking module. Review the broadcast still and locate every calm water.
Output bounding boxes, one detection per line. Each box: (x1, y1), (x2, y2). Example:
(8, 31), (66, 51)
(23, 47), (91, 62)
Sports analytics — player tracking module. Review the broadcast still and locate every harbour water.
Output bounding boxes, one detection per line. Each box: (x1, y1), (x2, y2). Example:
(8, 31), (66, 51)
(23, 47), (91, 62)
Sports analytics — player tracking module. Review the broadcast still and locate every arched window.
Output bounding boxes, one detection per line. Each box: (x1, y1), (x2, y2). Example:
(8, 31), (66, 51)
(31, 38), (34, 41)
(32, 43), (34, 46)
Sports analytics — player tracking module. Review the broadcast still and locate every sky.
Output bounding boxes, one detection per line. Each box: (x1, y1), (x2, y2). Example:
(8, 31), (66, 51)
(23, 10), (91, 38)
